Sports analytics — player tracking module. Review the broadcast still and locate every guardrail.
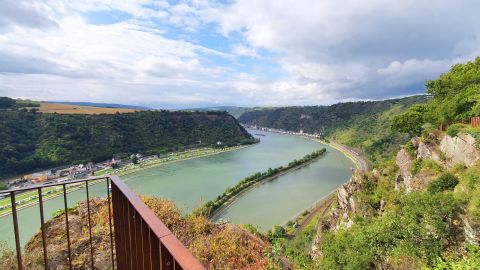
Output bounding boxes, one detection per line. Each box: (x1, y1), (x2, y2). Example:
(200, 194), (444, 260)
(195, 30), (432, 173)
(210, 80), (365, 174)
(0, 176), (205, 270)
(472, 116), (480, 128)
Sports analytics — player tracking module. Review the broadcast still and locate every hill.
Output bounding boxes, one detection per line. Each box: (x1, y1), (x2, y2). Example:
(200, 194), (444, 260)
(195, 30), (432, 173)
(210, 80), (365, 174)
(38, 102), (139, 114)
(308, 57), (480, 269)
(186, 106), (253, 118)
(0, 98), (254, 177)
(48, 101), (150, 110)
(238, 96), (428, 165)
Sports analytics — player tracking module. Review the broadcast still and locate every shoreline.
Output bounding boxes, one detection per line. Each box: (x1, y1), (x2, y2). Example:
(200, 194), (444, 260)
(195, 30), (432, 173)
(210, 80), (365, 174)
(210, 154), (325, 220)
(0, 145), (254, 218)
(115, 145), (253, 177)
(231, 127), (368, 231)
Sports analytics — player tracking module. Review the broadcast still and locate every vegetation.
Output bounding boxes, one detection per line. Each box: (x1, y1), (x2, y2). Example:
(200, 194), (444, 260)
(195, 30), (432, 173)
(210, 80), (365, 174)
(37, 102), (137, 114)
(428, 173), (459, 193)
(312, 57), (480, 269)
(197, 149), (327, 216)
(392, 57), (480, 136)
(0, 197), (275, 270)
(239, 95), (426, 165)
(0, 97), (254, 178)
(319, 191), (462, 269)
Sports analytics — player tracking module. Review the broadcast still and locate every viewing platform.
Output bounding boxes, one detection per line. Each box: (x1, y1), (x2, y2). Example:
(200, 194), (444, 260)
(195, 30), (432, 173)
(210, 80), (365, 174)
(0, 176), (205, 270)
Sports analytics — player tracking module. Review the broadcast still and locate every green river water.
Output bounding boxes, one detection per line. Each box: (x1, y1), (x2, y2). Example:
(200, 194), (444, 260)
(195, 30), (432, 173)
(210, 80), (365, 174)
(0, 129), (353, 247)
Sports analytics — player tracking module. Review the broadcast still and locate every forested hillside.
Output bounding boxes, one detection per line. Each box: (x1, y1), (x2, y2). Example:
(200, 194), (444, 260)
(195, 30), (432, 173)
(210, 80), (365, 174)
(0, 98), (254, 177)
(239, 96), (427, 165)
(310, 57), (480, 269)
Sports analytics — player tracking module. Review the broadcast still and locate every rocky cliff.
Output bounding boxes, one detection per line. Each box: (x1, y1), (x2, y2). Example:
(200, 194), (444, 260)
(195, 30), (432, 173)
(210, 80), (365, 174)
(311, 172), (363, 259)
(311, 131), (480, 261)
(396, 133), (480, 191)
(440, 133), (480, 167)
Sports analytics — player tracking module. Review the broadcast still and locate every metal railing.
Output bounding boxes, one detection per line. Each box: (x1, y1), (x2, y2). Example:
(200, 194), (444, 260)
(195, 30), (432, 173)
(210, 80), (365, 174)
(472, 116), (480, 128)
(0, 176), (205, 270)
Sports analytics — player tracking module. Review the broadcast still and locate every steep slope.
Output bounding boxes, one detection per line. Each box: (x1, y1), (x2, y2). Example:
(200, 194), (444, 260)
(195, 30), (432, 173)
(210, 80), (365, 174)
(311, 57), (480, 269)
(0, 197), (281, 270)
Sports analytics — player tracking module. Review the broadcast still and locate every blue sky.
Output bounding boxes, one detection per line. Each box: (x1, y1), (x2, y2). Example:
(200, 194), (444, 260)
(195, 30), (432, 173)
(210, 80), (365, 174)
(1, 0), (480, 108)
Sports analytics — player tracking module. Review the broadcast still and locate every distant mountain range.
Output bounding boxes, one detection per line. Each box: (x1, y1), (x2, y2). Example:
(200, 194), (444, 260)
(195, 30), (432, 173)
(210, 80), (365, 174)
(49, 101), (151, 110)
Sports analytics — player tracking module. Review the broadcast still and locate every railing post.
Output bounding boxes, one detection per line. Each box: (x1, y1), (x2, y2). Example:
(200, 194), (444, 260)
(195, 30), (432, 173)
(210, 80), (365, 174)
(10, 192), (23, 270)
(38, 188), (48, 270)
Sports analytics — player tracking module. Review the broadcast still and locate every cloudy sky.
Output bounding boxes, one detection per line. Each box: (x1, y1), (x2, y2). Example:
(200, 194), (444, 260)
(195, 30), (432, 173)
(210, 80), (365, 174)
(1, 0), (480, 108)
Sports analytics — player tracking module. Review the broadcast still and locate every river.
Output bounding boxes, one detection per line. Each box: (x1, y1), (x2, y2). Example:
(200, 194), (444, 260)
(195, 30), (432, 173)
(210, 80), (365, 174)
(0, 129), (353, 248)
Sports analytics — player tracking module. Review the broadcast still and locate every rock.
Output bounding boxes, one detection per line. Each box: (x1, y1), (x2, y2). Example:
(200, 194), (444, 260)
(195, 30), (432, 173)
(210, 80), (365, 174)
(462, 215), (480, 246)
(440, 133), (480, 167)
(395, 148), (414, 192)
(417, 141), (442, 165)
(311, 172), (362, 260)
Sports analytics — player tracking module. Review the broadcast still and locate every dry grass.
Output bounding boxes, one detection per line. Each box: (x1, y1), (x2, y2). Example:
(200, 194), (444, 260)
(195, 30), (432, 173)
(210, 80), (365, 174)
(39, 102), (137, 114)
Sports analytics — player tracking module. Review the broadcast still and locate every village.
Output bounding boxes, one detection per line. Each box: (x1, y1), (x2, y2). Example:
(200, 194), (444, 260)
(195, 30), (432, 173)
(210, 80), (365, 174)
(0, 153), (143, 205)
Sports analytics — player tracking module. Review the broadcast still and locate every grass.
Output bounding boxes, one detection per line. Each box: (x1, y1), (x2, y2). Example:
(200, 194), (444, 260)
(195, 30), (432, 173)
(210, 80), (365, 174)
(38, 102), (137, 114)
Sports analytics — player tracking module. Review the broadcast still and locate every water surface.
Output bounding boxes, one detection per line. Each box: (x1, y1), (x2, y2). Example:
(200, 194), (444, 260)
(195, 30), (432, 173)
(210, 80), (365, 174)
(0, 129), (353, 247)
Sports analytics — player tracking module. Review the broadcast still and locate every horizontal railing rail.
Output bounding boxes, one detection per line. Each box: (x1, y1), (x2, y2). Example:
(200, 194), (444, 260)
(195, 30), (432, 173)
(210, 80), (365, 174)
(0, 175), (205, 270)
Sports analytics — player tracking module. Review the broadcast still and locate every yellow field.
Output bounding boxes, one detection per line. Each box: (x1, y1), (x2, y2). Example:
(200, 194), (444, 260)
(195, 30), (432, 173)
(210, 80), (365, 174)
(39, 103), (138, 114)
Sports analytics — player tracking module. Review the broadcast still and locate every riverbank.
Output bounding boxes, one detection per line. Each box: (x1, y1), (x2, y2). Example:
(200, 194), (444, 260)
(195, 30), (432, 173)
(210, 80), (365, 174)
(206, 149), (327, 219)
(107, 145), (253, 177)
(0, 145), (253, 217)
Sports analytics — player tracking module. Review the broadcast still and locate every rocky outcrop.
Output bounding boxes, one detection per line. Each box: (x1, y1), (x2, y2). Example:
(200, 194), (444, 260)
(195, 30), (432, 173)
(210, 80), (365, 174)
(440, 133), (480, 167)
(311, 172), (362, 259)
(395, 148), (414, 192)
(417, 141), (442, 164)
(462, 216), (480, 246)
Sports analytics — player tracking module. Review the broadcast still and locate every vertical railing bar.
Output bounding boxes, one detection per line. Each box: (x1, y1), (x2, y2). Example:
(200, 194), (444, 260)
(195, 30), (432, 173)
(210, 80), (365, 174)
(126, 194), (133, 269)
(120, 188), (128, 269)
(10, 191), (23, 270)
(86, 181), (94, 270)
(127, 203), (134, 269)
(107, 178), (115, 270)
(38, 188), (48, 270)
(112, 183), (125, 269)
(63, 184), (73, 270)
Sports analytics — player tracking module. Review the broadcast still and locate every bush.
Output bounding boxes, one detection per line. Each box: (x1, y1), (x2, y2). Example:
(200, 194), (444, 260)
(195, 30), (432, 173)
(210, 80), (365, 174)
(446, 123), (467, 137)
(428, 173), (459, 193)
(411, 159), (423, 175)
(405, 141), (416, 158)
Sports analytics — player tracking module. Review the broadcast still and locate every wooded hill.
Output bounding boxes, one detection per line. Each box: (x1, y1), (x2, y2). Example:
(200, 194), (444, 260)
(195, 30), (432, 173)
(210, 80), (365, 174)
(238, 95), (427, 165)
(0, 98), (254, 177)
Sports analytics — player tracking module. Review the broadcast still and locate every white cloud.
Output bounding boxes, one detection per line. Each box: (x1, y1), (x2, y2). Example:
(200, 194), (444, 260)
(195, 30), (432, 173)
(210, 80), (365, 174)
(213, 0), (480, 101)
(231, 44), (259, 58)
(2, 0), (480, 107)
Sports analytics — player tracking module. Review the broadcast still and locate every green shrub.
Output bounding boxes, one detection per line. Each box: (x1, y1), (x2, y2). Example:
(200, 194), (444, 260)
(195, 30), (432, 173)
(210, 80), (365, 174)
(405, 141), (416, 158)
(411, 159), (423, 175)
(446, 123), (467, 137)
(428, 173), (459, 193)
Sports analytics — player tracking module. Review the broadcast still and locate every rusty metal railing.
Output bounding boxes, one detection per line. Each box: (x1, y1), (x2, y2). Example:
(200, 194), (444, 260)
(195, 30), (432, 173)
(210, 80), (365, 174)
(472, 116), (480, 128)
(0, 176), (205, 270)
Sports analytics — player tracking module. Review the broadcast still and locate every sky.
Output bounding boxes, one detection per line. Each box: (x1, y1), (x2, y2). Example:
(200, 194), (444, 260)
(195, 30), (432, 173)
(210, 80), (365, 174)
(1, 0), (480, 109)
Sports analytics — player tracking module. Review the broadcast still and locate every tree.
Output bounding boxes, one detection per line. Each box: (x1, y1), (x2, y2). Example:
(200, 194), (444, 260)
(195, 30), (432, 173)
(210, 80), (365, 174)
(132, 155), (139, 164)
(392, 110), (424, 136)
(0, 97), (15, 109)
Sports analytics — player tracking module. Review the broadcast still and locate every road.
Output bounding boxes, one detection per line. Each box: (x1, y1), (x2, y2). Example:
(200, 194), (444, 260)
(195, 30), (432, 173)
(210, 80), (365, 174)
(326, 141), (370, 172)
